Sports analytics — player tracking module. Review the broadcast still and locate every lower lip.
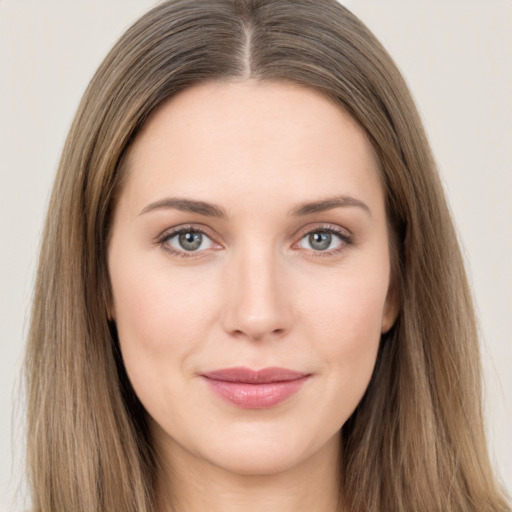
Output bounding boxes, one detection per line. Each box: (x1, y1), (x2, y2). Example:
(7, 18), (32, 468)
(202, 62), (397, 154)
(202, 376), (310, 409)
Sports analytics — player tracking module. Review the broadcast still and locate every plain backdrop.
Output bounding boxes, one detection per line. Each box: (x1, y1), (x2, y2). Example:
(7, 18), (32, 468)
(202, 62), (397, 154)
(1, 1), (510, 510)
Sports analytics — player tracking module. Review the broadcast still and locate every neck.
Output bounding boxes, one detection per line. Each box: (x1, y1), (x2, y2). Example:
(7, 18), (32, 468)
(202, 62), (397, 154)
(155, 433), (344, 512)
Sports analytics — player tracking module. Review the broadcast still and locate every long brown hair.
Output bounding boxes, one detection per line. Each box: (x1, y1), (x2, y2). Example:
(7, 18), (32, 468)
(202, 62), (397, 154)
(25, 1), (510, 510)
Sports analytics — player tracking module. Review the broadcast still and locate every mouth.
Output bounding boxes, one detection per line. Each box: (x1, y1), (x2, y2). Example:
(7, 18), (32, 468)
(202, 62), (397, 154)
(200, 367), (311, 409)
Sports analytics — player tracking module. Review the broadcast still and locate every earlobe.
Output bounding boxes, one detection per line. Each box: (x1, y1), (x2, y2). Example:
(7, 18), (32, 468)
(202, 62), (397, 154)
(381, 279), (400, 334)
(381, 305), (398, 334)
(106, 301), (116, 322)
(104, 282), (116, 322)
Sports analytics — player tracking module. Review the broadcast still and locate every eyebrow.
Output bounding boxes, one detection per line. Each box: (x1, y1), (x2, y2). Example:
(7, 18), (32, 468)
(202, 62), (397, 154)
(139, 197), (227, 218)
(139, 194), (371, 219)
(290, 195), (371, 217)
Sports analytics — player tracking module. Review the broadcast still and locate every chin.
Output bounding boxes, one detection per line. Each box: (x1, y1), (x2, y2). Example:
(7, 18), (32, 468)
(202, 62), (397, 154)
(206, 444), (310, 477)
(194, 425), (340, 477)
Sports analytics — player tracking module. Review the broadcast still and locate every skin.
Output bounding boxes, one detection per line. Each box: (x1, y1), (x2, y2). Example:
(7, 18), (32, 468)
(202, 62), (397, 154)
(108, 80), (398, 512)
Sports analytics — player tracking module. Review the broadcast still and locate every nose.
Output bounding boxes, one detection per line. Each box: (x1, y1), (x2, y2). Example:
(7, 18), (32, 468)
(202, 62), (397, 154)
(220, 246), (293, 342)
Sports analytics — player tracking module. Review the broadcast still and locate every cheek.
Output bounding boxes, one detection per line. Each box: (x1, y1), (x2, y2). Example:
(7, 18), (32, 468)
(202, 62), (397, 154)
(295, 267), (389, 416)
(109, 256), (220, 391)
(112, 253), (214, 335)
(299, 266), (388, 347)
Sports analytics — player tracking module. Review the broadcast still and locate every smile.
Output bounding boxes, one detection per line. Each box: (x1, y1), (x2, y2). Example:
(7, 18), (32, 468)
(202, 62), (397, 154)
(201, 367), (311, 409)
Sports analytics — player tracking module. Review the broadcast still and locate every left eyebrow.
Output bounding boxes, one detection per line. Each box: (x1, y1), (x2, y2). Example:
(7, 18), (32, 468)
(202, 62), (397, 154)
(290, 195), (372, 217)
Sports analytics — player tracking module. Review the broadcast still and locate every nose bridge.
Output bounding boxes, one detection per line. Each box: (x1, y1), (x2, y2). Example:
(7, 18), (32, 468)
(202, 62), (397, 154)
(222, 241), (290, 341)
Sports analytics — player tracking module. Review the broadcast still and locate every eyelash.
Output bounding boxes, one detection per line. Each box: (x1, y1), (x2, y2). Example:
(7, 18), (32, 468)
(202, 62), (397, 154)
(156, 224), (354, 258)
(157, 224), (219, 258)
(295, 224), (354, 257)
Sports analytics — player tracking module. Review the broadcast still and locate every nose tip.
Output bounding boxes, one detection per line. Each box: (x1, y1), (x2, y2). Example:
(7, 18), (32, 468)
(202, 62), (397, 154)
(230, 317), (287, 342)
(221, 252), (292, 342)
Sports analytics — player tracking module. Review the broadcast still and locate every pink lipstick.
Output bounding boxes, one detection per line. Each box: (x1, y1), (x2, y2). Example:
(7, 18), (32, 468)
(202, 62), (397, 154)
(201, 367), (310, 409)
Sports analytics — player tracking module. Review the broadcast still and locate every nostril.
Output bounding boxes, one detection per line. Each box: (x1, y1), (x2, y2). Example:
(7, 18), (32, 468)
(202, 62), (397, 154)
(229, 325), (287, 342)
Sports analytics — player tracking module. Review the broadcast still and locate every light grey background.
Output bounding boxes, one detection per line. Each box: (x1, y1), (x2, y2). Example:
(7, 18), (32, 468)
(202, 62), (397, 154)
(1, 1), (510, 510)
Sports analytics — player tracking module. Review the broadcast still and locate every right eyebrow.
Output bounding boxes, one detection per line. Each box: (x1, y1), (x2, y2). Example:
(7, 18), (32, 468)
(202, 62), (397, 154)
(139, 197), (227, 218)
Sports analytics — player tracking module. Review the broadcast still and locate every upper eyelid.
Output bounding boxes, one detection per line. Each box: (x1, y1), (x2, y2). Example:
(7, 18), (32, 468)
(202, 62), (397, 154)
(158, 223), (219, 242)
(156, 222), (353, 249)
(294, 223), (352, 240)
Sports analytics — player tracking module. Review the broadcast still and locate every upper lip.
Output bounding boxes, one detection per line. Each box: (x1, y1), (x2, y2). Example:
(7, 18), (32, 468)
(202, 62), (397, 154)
(201, 367), (310, 384)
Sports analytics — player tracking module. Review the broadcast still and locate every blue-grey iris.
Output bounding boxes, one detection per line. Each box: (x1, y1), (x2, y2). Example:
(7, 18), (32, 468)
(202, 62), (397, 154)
(309, 232), (331, 251)
(179, 231), (202, 251)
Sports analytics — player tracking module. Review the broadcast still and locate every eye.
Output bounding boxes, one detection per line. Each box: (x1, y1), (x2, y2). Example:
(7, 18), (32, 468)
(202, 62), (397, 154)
(296, 228), (350, 252)
(161, 227), (218, 254)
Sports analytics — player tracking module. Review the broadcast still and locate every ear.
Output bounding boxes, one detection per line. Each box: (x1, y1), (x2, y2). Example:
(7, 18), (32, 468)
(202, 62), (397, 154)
(103, 278), (116, 322)
(106, 304), (115, 322)
(381, 275), (400, 334)
(105, 292), (116, 322)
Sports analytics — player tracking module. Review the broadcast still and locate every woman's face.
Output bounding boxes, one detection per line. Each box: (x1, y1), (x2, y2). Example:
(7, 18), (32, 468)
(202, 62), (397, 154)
(108, 80), (397, 476)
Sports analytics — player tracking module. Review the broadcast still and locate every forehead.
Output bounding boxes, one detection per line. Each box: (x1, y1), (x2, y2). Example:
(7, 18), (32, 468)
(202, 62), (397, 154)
(120, 80), (383, 215)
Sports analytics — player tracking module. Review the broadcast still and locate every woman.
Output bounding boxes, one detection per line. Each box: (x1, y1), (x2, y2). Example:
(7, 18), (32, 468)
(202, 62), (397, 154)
(24, 1), (510, 511)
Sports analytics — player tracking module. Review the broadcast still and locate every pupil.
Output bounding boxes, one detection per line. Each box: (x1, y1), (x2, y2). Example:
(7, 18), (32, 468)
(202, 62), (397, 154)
(179, 231), (202, 251)
(309, 232), (331, 251)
